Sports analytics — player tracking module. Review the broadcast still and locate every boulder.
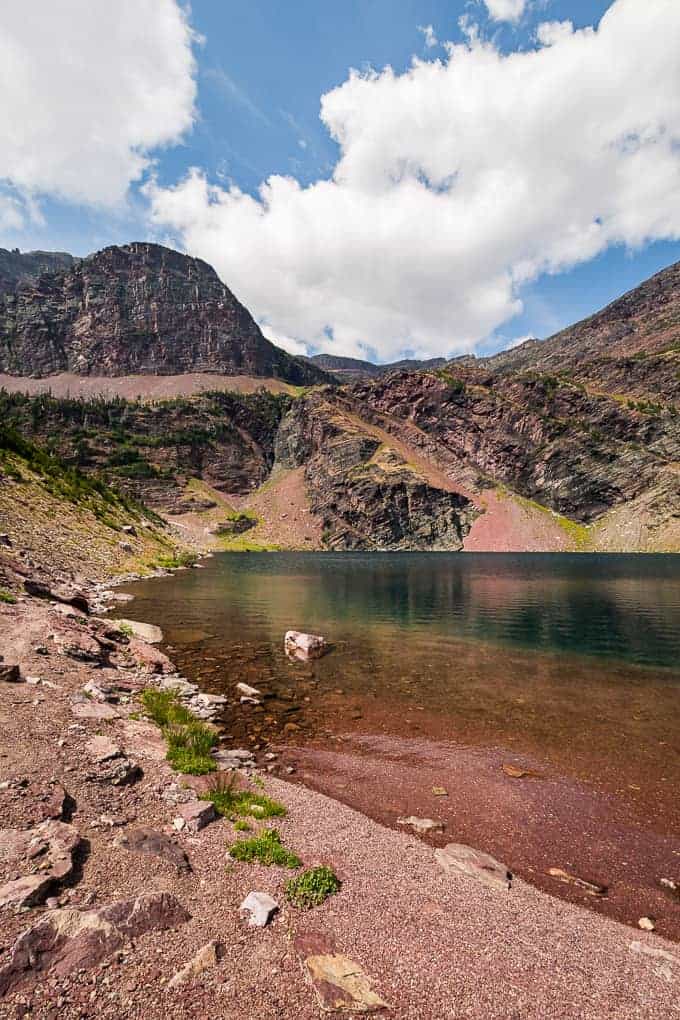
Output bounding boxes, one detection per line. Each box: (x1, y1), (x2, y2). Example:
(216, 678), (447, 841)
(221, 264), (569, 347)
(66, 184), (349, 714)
(284, 630), (327, 661)
(240, 891), (279, 928)
(0, 663), (21, 683)
(295, 931), (389, 1013)
(0, 892), (190, 995)
(0, 821), (84, 909)
(435, 843), (513, 891)
(114, 618), (163, 644)
(177, 800), (216, 832)
(236, 682), (262, 698)
(24, 579), (89, 614)
(70, 696), (120, 722)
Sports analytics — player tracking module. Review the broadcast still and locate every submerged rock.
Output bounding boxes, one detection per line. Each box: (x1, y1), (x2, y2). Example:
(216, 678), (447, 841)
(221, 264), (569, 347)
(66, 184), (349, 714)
(285, 630), (327, 661)
(397, 816), (444, 834)
(435, 843), (513, 891)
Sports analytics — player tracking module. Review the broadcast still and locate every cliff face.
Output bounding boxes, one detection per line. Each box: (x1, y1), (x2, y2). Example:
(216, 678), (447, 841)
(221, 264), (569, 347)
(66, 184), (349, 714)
(0, 248), (76, 299)
(0, 243), (326, 385)
(275, 391), (477, 550)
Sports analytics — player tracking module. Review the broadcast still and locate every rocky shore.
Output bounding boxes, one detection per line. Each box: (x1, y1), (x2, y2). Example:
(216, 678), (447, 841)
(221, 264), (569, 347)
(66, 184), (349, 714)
(1, 561), (680, 1018)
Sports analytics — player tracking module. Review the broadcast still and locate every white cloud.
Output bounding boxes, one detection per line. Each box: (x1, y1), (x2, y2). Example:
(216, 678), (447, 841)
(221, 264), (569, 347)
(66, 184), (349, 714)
(0, 0), (197, 225)
(483, 0), (527, 24)
(147, 0), (680, 361)
(418, 24), (438, 48)
(259, 324), (309, 357)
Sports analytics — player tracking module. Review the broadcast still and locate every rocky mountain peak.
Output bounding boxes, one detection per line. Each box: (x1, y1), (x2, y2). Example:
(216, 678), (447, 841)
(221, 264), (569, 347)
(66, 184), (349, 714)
(0, 242), (327, 385)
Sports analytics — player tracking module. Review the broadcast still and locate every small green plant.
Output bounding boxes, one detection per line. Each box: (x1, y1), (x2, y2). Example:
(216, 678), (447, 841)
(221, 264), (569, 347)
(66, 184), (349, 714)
(285, 866), (341, 909)
(165, 721), (217, 775)
(228, 827), (301, 868)
(118, 621), (134, 637)
(140, 688), (217, 774)
(201, 772), (286, 820)
(140, 688), (194, 728)
(233, 820), (251, 832)
(0, 589), (17, 604)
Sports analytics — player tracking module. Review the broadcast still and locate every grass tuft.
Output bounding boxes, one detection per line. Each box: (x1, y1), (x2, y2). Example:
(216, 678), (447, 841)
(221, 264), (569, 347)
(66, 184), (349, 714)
(228, 827), (301, 868)
(140, 688), (216, 775)
(0, 589), (18, 604)
(201, 772), (286, 820)
(285, 866), (341, 909)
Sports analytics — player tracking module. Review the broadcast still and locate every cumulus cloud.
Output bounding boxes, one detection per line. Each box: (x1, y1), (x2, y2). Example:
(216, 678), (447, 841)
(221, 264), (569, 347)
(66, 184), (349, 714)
(483, 0), (527, 23)
(0, 0), (197, 224)
(147, 0), (680, 361)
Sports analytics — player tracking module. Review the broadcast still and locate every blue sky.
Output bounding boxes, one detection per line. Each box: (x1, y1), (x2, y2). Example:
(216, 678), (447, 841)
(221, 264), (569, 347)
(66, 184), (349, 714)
(2, 0), (680, 360)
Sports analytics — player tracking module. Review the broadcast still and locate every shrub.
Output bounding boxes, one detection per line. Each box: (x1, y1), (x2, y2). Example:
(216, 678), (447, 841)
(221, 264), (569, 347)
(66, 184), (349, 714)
(285, 866), (341, 909)
(201, 773), (286, 820)
(228, 828), (301, 868)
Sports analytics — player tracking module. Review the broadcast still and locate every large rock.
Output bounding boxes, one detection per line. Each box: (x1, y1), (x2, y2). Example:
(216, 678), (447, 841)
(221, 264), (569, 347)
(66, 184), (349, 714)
(0, 892), (190, 995)
(0, 821), (83, 908)
(295, 931), (389, 1013)
(114, 618), (163, 644)
(23, 579), (89, 614)
(285, 630), (327, 661)
(435, 843), (513, 891)
(177, 799), (216, 832)
(0, 663), (21, 683)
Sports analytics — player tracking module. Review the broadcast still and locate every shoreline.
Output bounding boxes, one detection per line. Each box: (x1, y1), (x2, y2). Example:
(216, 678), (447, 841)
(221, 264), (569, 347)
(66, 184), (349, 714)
(1, 558), (680, 1017)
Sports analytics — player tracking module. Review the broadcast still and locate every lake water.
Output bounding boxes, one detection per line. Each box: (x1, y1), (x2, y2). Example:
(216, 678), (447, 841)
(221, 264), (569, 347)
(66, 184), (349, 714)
(123, 552), (680, 935)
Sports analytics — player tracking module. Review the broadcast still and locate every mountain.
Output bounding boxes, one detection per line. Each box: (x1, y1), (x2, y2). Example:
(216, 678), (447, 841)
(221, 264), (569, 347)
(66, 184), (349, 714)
(490, 260), (680, 402)
(0, 247), (76, 298)
(307, 353), (448, 381)
(0, 243), (328, 386)
(1, 254), (678, 553)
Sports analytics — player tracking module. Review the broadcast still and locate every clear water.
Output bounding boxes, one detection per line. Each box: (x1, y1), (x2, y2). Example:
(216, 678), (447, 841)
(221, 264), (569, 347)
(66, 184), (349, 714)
(124, 551), (680, 671)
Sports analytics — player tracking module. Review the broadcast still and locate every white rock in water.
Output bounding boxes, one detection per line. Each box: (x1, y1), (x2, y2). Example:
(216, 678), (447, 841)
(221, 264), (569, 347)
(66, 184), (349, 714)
(284, 630), (326, 660)
(114, 619), (163, 644)
(396, 816), (444, 834)
(435, 843), (513, 891)
(240, 891), (279, 927)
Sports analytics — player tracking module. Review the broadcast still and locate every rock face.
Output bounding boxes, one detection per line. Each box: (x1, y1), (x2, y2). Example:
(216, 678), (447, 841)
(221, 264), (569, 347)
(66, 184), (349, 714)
(0, 242), (327, 384)
(276, 390), (477, 550)
(0, 820), (84, 908)
(0, 248), (75, 299)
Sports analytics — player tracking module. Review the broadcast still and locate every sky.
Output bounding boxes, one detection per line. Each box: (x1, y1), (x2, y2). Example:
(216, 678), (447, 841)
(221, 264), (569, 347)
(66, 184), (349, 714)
(1, 0), (680, 362)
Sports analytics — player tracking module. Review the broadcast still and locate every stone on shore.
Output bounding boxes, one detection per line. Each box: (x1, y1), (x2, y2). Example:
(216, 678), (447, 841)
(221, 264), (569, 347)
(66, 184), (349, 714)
(435, 843), (513, 891)
(70, 696), (120, 721)
(24, 579), (90, 614)
(114, 618), (163, 644)
(236, 682), (262, 698)
(0, 820), (84, 908)
(168, 939), (221, 988)
(295, 932), (389, 1013)
(284, 630), (327, 661)
(0, 663), (22, 683)
(0, 892), (190, 995)
(177, 799), (216, 832)
(547, 867), (607, 896)
(240, 891), (279, 927)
